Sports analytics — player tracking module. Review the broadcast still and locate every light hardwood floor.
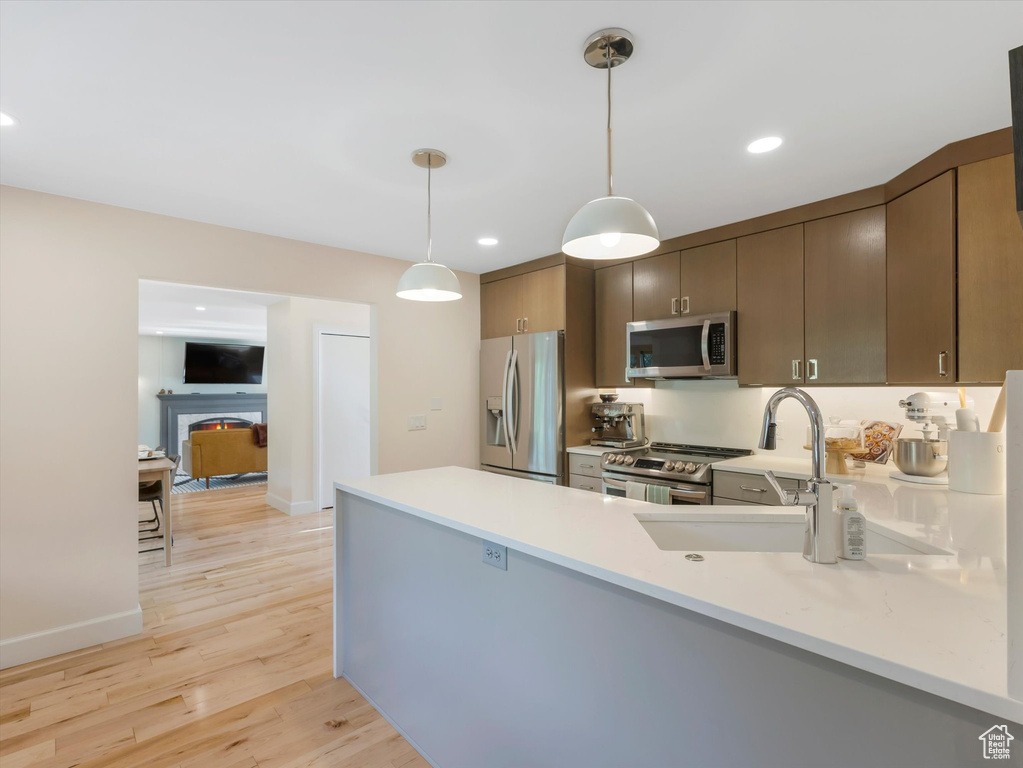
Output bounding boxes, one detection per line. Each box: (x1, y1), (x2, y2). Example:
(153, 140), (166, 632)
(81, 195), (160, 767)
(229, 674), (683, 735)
(0, 485), (424, 768)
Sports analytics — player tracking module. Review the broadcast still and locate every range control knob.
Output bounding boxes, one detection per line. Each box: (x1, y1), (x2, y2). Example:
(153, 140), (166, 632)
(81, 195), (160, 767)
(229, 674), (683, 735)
(684, 462), (698, 473)
(623, 455), (635, 466)
(614, 454), (626, 464)
(601, 453), (611, 463)
(663, 461), (675, 471)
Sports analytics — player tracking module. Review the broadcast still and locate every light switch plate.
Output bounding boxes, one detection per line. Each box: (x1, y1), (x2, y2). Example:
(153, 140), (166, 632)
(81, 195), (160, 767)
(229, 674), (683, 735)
(407, 414), (426, 431)
(430, 397), (443, 411)
(482, 540), (507, 570)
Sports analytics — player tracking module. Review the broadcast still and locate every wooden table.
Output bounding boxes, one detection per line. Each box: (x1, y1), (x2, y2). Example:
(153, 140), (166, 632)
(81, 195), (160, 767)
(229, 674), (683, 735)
(139, 457), (175, 566)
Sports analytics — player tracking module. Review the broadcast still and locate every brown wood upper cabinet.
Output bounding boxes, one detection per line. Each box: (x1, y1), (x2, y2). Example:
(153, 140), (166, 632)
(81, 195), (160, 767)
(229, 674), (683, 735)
(480, 265), (566, 339)
(595, 262), (634, 388)
(803, 206), (887, 385)
(632, 252), (681, 321)
(737, 225), (805, 386)
(886, 171), (956, 384)
(679, 240), (737, 315)
(957, 154), (1023, 383)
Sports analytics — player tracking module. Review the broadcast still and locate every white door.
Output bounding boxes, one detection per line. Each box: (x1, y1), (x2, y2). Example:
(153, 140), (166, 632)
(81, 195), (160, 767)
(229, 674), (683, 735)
(318, 333), (371, 509)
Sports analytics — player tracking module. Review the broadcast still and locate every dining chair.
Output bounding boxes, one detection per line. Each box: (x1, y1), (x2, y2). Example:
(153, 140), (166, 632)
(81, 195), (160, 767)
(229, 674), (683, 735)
(139, 454), (180, 552)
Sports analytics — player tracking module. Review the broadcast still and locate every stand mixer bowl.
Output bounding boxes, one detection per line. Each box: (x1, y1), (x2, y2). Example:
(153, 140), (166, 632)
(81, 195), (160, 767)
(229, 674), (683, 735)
(892, 438), (948, 477)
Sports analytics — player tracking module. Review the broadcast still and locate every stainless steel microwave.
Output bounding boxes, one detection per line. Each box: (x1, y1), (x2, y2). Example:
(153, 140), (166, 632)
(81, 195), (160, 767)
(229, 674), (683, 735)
(626, 311), (736, 379)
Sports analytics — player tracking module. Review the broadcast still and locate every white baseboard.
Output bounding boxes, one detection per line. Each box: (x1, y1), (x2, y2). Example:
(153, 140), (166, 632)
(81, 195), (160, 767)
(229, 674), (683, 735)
(0, 605), (143, 670)
(266, 491), (317, 516)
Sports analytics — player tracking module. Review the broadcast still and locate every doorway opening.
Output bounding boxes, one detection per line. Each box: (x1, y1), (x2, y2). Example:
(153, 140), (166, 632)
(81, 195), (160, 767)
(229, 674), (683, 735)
(137, 279), (375, 565)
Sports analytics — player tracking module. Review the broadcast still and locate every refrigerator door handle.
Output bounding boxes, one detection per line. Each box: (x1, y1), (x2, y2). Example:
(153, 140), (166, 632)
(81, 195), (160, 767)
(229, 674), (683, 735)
(505, 349), (519, 455)
(501, 349), (513, 457)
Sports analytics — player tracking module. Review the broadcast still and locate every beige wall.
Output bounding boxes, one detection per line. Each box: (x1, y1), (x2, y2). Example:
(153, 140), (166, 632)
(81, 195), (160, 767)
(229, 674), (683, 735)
(266, 296), (373, 515)
(0, 185), (480, 666)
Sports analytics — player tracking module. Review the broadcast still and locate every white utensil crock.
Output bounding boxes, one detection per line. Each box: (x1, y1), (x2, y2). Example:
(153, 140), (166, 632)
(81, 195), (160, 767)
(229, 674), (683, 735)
(948, 431), (1006, 495)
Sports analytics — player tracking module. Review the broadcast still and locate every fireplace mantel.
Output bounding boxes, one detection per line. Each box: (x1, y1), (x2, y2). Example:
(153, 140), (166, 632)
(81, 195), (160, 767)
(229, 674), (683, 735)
(157, 393), (267, 456)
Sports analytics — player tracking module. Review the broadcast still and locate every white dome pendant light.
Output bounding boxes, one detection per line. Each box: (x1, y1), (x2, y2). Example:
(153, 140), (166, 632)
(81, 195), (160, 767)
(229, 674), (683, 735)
(396, 149), (463, 302)
(563, 29), (659, 260)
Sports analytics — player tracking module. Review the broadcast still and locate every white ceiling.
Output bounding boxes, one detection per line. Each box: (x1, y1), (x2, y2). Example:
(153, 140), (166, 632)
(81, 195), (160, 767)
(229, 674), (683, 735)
(2, 1), (1020, 274)
(138, 280), (283, 341)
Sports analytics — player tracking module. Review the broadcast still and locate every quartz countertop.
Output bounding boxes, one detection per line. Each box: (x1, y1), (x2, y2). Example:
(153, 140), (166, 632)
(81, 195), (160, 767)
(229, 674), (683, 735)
(336, 465), (1016, 721)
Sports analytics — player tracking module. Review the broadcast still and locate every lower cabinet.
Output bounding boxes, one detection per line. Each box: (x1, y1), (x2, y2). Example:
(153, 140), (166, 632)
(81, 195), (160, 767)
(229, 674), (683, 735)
(713, 470), (804, 505)
(569, 452), (603, 493)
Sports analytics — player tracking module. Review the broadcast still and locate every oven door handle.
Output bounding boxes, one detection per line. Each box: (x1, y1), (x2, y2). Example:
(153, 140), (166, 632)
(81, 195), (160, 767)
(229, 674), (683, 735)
(700, 319), (711, 371)
(601, 476), (708, 502)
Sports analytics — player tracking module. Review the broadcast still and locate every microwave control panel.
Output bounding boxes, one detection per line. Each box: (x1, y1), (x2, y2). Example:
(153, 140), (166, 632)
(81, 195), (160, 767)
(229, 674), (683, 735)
(709, 323), (726, 366)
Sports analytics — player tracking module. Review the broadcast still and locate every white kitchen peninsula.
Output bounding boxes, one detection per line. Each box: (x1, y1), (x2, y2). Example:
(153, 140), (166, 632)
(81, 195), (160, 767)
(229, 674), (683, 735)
(335, 466), (1017, 768)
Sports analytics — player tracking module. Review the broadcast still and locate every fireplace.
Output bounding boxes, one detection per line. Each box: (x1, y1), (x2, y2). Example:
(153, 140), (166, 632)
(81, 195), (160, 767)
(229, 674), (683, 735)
(157, 394), (267, 463)
(174, 409), (263, 459)
(188, 417), (253, 434)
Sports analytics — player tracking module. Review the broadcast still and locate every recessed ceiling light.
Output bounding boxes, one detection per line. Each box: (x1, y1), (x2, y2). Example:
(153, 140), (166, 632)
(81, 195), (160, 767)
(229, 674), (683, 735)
(156, 331), (164, 334)
(747, 136), (783, 154)
(195, 306), (206, 311)
(0, 112), (15, 127)
(478, 237), (499, 246)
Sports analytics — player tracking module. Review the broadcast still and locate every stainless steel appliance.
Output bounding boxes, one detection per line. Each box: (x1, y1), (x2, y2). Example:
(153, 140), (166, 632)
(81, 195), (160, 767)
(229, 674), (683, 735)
(626, 311), (736, 379)
(480, 330), (564, 484)
(898, 390), (974, 441)
(590, 401), (646, 448)
(601, 442), (751, 505)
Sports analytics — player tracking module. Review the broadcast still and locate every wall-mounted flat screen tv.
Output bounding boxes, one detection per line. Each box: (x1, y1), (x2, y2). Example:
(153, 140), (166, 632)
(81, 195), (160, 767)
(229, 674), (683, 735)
(183, 342), (265, 384)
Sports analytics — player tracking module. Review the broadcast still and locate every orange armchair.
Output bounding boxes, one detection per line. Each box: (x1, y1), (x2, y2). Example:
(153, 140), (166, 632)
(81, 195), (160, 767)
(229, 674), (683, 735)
(182, 429), (267, 488)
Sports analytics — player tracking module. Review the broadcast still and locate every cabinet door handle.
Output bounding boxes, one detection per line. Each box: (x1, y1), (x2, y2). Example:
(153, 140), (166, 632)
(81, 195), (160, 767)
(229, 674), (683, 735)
(579, 463), (594, 469)
(807, 359), (819, 381)
(739, 485), (768, 493)
(681, 296), (690, 314)
(671, 297), (679, 315)
(522, 317), (528, 332)
(792, 359), (801, 380)
(938, 350), (949, 378)
(515, 318), (521, 333)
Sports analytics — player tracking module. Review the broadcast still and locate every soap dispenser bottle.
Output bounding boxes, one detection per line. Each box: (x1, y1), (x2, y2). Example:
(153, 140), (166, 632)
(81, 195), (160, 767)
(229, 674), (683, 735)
(836, 485), (865, 560)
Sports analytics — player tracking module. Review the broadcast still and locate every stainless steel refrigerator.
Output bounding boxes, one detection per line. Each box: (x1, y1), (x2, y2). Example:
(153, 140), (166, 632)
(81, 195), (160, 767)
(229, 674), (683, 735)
(480, 330), (564, 484)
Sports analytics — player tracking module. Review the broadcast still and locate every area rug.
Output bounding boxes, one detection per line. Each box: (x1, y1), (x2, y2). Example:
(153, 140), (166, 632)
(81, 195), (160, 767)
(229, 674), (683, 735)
(171, 472), (268, 494)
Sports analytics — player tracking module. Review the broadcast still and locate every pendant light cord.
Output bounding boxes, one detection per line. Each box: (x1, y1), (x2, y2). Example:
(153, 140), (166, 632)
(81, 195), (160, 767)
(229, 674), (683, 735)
(606, 40), (613, 197)
(426, 154), (433, 263)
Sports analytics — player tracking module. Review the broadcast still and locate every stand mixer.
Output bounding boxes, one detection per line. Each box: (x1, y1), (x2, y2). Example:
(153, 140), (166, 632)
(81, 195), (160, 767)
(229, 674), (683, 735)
(893, 391), (975, 482)
(898, 391), (974, 441)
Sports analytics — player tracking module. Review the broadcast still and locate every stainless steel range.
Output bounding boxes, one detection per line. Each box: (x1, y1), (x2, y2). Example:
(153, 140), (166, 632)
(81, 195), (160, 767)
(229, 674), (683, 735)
(601, 442), (752, 505)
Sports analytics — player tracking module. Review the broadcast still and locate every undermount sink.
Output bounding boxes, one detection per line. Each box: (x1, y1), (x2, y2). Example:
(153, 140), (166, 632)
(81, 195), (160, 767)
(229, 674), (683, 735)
(634, 510), (950, 556)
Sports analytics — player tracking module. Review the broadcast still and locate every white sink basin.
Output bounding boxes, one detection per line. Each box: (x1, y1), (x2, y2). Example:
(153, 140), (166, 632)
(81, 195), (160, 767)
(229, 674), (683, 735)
(634, 510), (950, 555)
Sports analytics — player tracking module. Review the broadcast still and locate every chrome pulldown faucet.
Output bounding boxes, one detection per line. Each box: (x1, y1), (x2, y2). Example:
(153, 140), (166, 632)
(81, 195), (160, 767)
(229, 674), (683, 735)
(758, 387), (837, 564)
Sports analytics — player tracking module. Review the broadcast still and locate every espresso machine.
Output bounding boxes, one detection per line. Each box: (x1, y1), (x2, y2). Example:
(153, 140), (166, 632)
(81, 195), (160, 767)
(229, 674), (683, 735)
(590, 396), (646, 449)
